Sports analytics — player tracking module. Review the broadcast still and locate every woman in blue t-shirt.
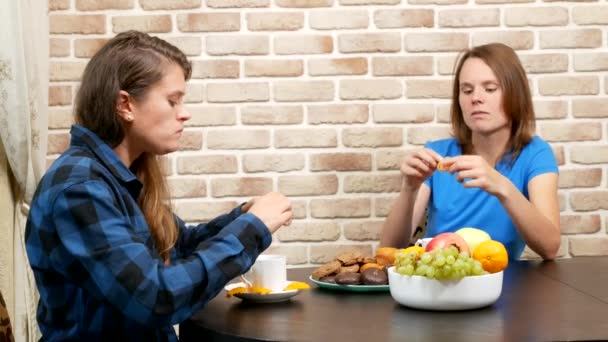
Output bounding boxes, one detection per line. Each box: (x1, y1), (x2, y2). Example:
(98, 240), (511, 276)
(381, 43), (560, 260)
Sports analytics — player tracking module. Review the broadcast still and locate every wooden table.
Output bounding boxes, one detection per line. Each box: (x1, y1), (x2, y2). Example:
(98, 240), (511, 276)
(180, 257), (608, 341)
(535, 256), (608, 303)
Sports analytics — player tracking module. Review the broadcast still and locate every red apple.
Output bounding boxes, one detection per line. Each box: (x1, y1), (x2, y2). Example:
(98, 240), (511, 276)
(425, 232), (471, 256)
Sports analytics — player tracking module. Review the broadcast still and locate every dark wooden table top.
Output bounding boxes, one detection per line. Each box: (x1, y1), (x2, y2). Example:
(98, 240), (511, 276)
(534, 256), (608, 304)
(180, 257), (608, 342)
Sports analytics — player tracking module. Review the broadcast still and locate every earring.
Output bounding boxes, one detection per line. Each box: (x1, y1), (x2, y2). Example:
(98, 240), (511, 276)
(125, 113), (133, 122)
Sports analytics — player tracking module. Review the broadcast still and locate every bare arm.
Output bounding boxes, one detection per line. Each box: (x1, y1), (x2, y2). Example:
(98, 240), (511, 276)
(381, 184), (430, 248)
(497, 173), (560, 260)
(381, 147), (441, 248)
(445, 155), (560, 260)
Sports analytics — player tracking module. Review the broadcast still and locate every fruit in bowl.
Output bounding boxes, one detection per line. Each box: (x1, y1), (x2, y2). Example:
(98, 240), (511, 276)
(473, 240), (509, 274)
(396, 245), (485, 279)
(455, 227), (491, 252)
(387, 267), (503, 310)
(388, 238), (508, 310)
(425, 232), (471, 256)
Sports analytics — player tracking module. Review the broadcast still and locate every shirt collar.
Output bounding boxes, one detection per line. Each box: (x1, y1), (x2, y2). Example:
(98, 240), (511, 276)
(70, 125), (142, 198)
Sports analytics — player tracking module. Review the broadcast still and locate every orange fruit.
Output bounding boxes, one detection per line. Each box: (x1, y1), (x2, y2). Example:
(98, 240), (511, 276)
(360, 263), (383, 272)
(248, 286), (272, 295)
(283, 282), (311, 291)
(226, 286), (248, 297)
(472, 240), (508, 273)
(436, 160), (449, 171)
(400, 246), (425, 257)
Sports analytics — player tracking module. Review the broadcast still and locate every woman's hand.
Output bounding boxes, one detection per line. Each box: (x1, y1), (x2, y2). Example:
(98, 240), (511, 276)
(247, 192), (292, 234)
(442, 155), (509, 197)
(400, 148), (443, 192)
(241, 199), (254, 213)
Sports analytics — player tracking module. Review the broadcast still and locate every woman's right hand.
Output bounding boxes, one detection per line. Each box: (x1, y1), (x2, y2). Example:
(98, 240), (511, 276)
(247, 192), (292, 234)
(400, 148), (443, 191)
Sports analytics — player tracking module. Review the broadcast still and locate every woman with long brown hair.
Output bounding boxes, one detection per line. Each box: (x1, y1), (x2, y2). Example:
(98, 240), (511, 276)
(381, 43), (560, 260)
(25, 30), (292, 341)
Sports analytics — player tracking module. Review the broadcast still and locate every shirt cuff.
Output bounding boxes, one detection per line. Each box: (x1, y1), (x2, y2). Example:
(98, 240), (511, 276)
(236, 213), (273, 250)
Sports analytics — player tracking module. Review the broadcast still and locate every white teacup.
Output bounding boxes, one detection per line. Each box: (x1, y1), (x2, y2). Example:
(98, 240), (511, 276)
(244, 254), (287, 292)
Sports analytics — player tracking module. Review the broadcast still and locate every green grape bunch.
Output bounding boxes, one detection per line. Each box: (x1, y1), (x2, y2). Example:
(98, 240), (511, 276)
(394, 246), (488, 280)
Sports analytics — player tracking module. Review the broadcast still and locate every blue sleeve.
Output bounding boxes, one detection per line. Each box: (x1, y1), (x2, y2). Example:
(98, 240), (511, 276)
(526, 138), (559, 181)
(174, 204), (250, 257)
(51, 180), (272, 327)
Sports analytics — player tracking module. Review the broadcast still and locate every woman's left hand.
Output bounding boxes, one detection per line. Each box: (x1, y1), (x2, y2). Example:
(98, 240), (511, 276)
(442, 155), (508, 197)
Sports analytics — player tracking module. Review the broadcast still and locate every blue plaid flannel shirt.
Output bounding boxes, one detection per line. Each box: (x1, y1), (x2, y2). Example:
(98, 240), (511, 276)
(25, 125), (272, 341)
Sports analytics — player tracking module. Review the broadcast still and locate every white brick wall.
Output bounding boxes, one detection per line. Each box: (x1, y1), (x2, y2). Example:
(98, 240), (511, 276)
(48, 0), (608, 264)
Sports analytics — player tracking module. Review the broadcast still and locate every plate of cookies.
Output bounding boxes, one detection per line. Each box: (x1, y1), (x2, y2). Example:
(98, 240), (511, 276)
(309, 276), (389, 292)
(309, 249), (397, 292)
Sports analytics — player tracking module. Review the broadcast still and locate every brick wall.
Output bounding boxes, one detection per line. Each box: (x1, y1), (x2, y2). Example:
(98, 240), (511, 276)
(47, 0), (608, 264)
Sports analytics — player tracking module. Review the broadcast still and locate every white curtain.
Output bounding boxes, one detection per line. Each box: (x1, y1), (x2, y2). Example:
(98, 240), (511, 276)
(0, 0), (49, 341)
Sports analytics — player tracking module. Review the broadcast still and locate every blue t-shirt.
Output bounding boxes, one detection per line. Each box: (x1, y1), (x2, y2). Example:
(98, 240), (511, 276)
(423, 136), (558, 259)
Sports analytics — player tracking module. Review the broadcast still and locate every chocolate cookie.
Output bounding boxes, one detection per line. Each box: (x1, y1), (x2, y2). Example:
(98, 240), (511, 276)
(361, 267), (388, 285)
(335, 272), (362, 285)
(319, 275), (336, 284)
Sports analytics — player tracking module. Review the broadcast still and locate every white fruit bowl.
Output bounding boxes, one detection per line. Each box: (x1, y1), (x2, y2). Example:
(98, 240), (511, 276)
(387, 266), (503, 311)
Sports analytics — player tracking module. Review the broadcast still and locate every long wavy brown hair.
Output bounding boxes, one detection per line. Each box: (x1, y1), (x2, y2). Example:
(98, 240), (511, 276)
(74, 30), (192, 263)
(450, 43), (535, 164)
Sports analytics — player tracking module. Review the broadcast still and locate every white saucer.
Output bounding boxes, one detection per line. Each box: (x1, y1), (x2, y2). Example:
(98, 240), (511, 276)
(224, 281), (302, 303)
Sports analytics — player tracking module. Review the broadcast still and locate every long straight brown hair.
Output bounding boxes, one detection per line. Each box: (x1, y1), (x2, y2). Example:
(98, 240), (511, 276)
(74, 30), (192, 263)
(450, 43), (535, 164)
